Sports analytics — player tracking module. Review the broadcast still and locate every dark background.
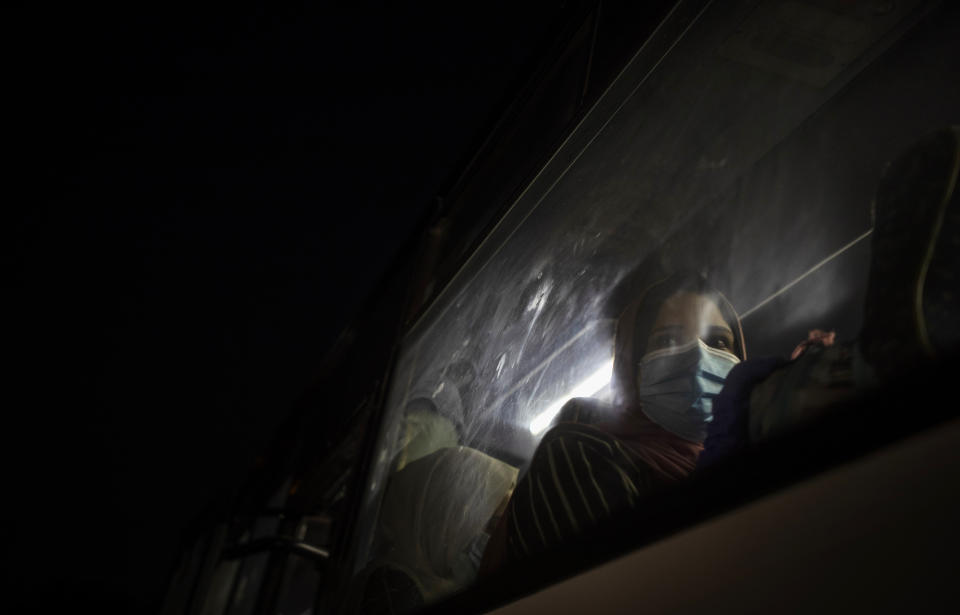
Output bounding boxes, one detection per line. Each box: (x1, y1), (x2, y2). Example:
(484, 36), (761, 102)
(12, 3), (564, 612)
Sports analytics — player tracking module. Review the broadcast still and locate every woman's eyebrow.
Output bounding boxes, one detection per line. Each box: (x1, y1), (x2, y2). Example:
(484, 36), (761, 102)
(705, 324), (734, 336)
(650, 324), (684, 333)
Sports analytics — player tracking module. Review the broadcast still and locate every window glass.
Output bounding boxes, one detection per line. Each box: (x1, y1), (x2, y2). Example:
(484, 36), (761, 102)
(346, 0), (956, 609)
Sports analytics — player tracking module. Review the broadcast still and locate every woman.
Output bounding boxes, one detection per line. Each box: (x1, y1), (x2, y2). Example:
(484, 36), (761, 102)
(480, 270), (746, 572)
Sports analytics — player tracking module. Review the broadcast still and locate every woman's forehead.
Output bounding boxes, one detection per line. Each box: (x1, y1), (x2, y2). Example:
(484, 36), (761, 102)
(652, 291), (728, 328)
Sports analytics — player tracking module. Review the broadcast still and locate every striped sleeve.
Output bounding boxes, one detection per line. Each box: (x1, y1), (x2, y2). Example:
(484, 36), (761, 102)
(506, 422), (662, 561)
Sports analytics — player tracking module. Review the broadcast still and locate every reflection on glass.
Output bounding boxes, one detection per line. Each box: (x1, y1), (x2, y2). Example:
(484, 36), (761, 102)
(343, 1), (957, 611)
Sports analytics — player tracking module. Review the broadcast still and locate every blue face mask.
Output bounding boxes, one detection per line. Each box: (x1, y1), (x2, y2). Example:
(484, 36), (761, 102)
(636, 338), (740, 443)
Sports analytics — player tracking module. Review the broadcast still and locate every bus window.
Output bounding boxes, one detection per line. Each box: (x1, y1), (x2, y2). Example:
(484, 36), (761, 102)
(344, 0), (958, 611)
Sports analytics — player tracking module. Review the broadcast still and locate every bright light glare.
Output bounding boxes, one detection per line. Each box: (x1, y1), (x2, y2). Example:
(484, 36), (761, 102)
(528, 359), (614, 435)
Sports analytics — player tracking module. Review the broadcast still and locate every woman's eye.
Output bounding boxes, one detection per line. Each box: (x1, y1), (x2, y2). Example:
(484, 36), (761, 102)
(707, 336), (730, 350)
(653, 335), (678, 349)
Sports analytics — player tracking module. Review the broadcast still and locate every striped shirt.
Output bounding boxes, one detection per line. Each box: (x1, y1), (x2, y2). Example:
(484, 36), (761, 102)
(504, 399), (702, 562)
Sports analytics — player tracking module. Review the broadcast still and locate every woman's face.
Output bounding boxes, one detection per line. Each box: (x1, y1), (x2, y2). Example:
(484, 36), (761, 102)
(644, 291), (736, 357)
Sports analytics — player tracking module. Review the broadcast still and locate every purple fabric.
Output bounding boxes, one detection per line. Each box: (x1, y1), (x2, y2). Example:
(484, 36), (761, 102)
(696, 356), (787, 470)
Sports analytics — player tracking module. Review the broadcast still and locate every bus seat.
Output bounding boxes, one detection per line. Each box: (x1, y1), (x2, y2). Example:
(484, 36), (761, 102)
(363, 445), (518, 608)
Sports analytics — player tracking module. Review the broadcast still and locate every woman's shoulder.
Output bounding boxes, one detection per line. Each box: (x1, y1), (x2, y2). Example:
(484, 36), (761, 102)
(553, 397), (615, 426)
